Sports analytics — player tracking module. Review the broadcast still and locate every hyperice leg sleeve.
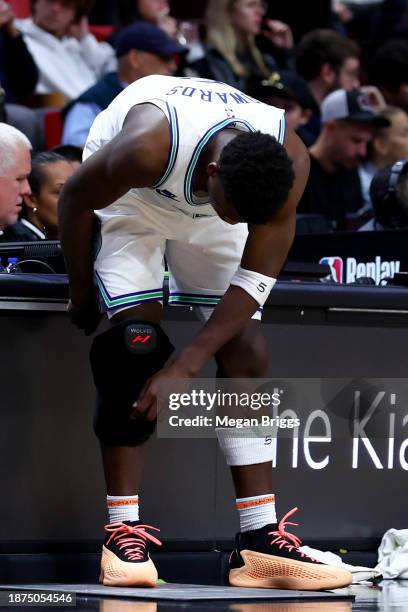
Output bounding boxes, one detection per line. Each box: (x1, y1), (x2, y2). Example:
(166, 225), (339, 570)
(90, 321), (175, 446)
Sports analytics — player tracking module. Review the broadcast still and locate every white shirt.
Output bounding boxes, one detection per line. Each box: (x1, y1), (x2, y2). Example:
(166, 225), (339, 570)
(15, 18), (117, 100)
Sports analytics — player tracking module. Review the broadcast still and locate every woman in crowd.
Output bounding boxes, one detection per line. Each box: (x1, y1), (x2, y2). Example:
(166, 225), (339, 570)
(20, 151), (74, 240)
(200, 0), (294, 92)
(117, 0), (177, 38)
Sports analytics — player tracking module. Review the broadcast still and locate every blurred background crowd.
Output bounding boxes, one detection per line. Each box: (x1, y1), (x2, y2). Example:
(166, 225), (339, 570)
(1, 0), (408, 241)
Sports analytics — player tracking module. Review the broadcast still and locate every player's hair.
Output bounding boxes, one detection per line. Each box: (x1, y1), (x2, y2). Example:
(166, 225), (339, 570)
(30, 0), (94, 21)
(218, 131), (295, 224)
(370, 40), (408, 93)
(0, 123), (32, 175)
(296, 29), (360, 81)
(205, 0), (270, 79)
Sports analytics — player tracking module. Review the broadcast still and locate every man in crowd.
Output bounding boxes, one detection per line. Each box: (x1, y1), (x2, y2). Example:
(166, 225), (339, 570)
(298, 87), (389, 230)
(295, 29), (361, 141)
(15, 0), (116, 102)
(0, 123), (31, 239)
(62, 22), (185, 147)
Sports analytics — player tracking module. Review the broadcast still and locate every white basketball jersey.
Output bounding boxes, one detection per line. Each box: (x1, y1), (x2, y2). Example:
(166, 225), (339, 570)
(84, 75), (285, 218)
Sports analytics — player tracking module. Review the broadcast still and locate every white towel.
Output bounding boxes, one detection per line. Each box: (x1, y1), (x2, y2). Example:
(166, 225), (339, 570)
(299, 545), (382, 584)
(375, 528), (408, 579)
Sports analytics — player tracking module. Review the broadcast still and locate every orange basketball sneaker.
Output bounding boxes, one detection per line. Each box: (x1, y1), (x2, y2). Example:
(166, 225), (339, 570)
(229, 508), (352, 591)
(100, 520), (162, 587)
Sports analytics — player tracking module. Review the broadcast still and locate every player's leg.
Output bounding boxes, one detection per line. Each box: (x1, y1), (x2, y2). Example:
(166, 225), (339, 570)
(167, 216), (351, 590)
(215, 319), (272, 498)
(215, 321), (351, 590)
(91, 202), (176, 587)
(101, 302), (162, 497)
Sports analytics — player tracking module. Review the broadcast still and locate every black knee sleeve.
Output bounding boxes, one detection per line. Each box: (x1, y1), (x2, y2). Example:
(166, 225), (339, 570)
(90, 321), (175, 446)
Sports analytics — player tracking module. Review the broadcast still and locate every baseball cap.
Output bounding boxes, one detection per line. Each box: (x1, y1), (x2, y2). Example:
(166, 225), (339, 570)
(248, 71), (317, 112)
(115, 22), (188, 59)
(321, 88), (390, 127)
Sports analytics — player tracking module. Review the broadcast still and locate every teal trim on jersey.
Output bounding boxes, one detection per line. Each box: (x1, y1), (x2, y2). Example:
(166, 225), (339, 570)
(278, 115), (286, 144)
(184, 119), (256, 206)
(96, 275), (163, 310)
(152, 102), (179, 189)
(169, 294), (221, 306)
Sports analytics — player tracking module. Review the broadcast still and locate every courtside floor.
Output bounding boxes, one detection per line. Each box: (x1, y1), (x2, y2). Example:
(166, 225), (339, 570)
(1, 582), (408, 611)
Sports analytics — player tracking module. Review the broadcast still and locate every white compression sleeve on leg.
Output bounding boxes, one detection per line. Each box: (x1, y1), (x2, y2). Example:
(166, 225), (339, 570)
(230, 266), (276, 306)
(216, 428), (274, 466)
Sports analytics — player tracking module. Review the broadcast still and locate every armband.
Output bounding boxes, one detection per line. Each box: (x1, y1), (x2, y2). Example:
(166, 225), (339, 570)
(230, 265), (276, 306)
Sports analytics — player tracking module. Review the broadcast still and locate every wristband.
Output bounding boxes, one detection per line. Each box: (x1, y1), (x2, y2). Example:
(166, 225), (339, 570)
(230, 265), (276, 306)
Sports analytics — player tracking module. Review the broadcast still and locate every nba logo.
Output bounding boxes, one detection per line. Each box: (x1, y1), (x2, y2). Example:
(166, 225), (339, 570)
(319, 256), (344, 283)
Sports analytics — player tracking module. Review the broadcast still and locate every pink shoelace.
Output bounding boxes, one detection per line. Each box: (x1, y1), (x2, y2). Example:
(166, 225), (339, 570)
(105, 522), (162, 561)
(268, 507), (318, 561)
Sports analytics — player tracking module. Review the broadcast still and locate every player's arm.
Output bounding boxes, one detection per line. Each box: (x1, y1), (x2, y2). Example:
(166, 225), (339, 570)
(172, 128), (310, 375)
(58, 104), (170, 333)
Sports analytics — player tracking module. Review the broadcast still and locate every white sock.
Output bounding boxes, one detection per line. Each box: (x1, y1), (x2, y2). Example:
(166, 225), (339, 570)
(236, 494), (277, 532)
(107, 495), (139, 523)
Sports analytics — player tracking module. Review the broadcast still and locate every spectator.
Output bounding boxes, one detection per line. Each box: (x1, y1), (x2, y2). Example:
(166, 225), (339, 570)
(298, 87), (389, 230)
(117, 0), (178, 38)
(0, 123), (31, 238)
(62, 22), (184, 147)
(0, 1), (42, 148)
(360, 160), (408, 230)
(296, 29), (360, 141)
(0, 0), (38, 103)
(7, 151), (74, 240)
(14, 0), (116, 102)
(370, 39), (408, 113)
(359, 106), (408, 209)
(196, 0), (294, 92)
(247, 71), (317, 143)
(296, 30), (361, 106)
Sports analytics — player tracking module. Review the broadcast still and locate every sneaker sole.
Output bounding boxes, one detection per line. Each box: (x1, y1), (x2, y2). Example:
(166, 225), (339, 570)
(100, 545), (158, 587)
(229, 550), (353, 590)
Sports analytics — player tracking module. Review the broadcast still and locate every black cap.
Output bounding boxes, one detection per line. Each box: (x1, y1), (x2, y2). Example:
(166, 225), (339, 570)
(116, 22), (187, 59)
(248, 71), (317, 112)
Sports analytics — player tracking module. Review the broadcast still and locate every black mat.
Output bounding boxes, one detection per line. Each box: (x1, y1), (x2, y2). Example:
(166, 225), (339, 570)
(0, 584), (354, 602)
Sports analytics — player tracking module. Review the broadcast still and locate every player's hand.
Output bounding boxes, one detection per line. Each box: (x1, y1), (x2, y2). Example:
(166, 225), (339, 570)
(262, 19), (294, 49)
(67, 297), (101, 335)
(132, 359), (194, 422)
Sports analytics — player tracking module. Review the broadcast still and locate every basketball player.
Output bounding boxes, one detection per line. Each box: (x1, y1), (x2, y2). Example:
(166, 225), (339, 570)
(59, 75), (352, 591)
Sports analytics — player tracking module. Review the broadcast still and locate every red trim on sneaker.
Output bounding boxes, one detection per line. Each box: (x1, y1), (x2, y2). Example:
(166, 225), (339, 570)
(105, 522), (162, 561)
(269, 507), (318, 561)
